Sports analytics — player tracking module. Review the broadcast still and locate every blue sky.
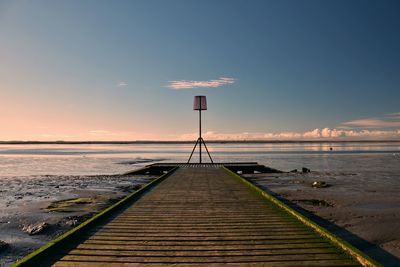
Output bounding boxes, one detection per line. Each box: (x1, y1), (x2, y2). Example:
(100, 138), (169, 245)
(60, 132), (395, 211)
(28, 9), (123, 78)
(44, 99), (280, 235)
(1, 0), (400, 140)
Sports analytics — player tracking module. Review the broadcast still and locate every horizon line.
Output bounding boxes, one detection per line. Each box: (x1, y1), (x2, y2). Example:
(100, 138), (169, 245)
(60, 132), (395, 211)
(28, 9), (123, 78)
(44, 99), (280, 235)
(1, 139), (400, 145)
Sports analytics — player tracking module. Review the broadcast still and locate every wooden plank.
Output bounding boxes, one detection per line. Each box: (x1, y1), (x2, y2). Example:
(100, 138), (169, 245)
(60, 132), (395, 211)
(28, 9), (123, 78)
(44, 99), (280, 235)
(95, 227), (306, 233)
(75, 242), (333, 251)
(65, 247), (341, 257)
(54, 259), (358, 267)
(85, 235), (319, 242)
(57, 253), (351, 263)
(82, 238), (327, 246)
(105, 221), (296, 226)
(98, 224), (306, 229)
(89, 232), (314, 238)
(111, 215), (293, 221)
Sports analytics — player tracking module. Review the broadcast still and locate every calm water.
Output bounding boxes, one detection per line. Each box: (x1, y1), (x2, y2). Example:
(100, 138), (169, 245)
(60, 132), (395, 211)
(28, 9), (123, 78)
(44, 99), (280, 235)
(1, 142), (400, 176)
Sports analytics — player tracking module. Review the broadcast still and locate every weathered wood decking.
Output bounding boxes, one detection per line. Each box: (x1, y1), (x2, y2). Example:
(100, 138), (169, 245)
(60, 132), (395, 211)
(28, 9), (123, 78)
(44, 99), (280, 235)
(50, 166), (358, 266)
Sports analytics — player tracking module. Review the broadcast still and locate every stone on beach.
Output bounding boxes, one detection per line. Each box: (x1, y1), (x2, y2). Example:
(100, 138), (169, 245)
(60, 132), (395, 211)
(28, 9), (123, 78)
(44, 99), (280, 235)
(22, 222), (49, 235)
(295, 199), (333, 207)
(60, 215), (89, 227)
(311, 181), (330, 188)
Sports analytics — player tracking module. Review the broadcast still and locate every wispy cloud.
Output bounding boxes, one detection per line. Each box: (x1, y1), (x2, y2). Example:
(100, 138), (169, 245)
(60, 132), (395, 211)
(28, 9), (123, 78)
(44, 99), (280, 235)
(341, 112), (400, 128)
(87, 130), (143, 139)
(387, 112), (400, 118)
(89, 130), (111, 135)
(38, 134), (74, 139)
(88, 130), (124, 136)
(117, 81), (128, 87)
(167, 77), (236, 90)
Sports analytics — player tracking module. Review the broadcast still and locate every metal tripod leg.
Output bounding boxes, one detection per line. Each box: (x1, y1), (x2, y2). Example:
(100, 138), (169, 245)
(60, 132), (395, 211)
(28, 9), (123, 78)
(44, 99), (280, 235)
(187, 138), (200, 163)
(200, 138), (214, 163)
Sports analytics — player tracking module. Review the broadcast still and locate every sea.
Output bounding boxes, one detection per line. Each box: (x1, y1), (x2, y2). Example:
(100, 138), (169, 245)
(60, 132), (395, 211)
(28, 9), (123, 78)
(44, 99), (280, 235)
(1, 142), (400, 177)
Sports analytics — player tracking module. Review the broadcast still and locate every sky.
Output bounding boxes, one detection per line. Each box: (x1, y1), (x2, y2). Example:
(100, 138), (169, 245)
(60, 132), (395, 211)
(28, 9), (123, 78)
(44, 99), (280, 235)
(1, 0), (400, 141)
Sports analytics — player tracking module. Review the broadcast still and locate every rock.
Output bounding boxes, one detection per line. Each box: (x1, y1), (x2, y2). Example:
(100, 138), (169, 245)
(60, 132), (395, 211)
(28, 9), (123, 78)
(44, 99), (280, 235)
(0, 240), (9, 252)
(302, 167), (311, 173)
(65, 218), (78, 227)
(289, 169), (298, 173)
(22, 222), (49, 235)
(59, 215), (88, 228)
(312, 181), (329, 188)
(295, 199), (333, 207)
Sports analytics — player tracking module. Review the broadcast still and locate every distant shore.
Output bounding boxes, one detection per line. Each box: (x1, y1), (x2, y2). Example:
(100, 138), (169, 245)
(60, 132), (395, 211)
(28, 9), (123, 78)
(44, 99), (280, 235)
(1, 140), (399, 145)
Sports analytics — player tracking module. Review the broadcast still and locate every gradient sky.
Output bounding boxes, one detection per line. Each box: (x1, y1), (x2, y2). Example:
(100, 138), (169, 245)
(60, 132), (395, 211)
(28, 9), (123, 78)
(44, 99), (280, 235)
(1, 0), (400, 141)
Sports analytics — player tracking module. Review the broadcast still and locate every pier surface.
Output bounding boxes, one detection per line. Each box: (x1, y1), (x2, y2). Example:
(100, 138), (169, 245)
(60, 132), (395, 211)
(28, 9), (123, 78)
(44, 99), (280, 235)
(50, 166), (357, 266)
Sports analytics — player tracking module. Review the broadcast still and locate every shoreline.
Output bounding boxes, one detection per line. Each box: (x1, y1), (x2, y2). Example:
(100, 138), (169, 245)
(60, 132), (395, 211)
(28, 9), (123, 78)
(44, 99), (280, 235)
(1, 140), (400, 145)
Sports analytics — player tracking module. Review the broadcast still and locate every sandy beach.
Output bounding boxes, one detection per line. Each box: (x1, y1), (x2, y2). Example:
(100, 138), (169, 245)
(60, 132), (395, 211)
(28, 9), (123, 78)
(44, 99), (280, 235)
(245, 170), (400, 266)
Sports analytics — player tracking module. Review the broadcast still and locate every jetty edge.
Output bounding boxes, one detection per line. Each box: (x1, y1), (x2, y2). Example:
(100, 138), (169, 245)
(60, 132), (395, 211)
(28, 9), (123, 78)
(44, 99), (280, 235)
(223, 166), (381, 267)
(12, 163), (382, 267)
(12, 166), (178, 267)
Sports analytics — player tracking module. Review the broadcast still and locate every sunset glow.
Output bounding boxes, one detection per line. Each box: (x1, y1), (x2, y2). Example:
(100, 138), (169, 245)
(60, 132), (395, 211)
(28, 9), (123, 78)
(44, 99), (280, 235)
(1, 1), (400, 141)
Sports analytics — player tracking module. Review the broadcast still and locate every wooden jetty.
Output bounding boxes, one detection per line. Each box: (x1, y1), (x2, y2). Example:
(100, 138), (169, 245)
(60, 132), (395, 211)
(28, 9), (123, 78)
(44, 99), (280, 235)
(14, 163), (380, 267)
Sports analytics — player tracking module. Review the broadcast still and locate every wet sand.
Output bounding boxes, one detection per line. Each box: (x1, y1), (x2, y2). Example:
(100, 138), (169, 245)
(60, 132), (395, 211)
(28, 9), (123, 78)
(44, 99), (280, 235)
(245, 170), (400, 266)
(0, 173), (157, 266)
